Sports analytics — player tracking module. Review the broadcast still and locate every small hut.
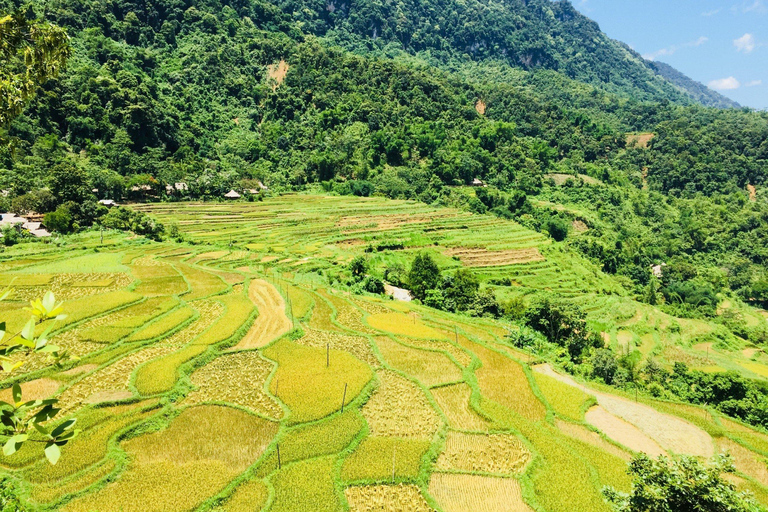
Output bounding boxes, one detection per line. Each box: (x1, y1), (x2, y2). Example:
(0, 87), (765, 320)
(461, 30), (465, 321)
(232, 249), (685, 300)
(224, 190), (241, 199)
(471, 178), (486, 187)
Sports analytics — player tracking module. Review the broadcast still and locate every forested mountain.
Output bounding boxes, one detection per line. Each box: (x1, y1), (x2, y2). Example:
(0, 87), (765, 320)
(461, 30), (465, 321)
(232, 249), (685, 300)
(647, 60), (740, 109)
(0, 0), (767, 309)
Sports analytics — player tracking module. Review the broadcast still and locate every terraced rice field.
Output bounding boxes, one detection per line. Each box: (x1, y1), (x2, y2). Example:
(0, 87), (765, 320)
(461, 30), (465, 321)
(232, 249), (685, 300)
(0, 197), (766, 511)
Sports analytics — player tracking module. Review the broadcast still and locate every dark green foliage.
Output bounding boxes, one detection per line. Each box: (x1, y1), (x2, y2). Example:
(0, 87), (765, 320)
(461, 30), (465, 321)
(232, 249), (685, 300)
(100, 206), (164, 240)
(348, 256), (367, 280)
(0, 476), (27, 511)
(408, 252), (441, 301)
(591, 349), (619, 385)
(544, 216), (570, 242)
(524, 294), (601, 361)
(43, 204), (74, 234)
(442, 268), (479, 312)
(361, 275), (384, 294)
(603, 454), (765, 512)
(48, 162), (92, 207)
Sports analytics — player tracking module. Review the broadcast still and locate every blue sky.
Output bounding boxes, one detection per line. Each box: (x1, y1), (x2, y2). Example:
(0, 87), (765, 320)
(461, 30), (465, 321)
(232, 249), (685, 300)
(573, 0), (767, 109)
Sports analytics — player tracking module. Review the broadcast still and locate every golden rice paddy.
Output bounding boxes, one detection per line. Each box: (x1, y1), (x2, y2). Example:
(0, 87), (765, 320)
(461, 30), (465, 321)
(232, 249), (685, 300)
(436, 432), (531, 474)
(362, 371), (441, 439)
(428, 473), (533, 512)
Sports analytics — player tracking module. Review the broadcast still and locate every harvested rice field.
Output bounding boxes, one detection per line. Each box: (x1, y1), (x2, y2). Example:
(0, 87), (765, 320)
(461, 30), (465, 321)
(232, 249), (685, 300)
(429, 473), (533, 512)
(0, 196), (764, 511)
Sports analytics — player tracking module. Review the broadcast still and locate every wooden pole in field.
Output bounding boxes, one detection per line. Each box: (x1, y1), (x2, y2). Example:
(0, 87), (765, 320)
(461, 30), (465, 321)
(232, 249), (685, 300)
(277, 443), (282, 469)
(341, 383), (348, 412)
(275, 377), (279, 397)
(392, 447), (397, 483)
(454, 326), (458, 344)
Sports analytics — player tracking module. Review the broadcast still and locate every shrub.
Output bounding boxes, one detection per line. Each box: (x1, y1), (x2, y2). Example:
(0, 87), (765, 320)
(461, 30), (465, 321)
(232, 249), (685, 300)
(603, 454), (764, 512)
(545, 216), (570, 241)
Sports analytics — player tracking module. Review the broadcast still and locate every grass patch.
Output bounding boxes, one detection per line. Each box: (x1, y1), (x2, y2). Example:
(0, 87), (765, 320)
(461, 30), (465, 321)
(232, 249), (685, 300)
(533, 371), (592, 422)
(263, 339), (373, 424)
(287, 285), (313, 320)
(17, 252), (126, 274)
(178, 263), (228, 300)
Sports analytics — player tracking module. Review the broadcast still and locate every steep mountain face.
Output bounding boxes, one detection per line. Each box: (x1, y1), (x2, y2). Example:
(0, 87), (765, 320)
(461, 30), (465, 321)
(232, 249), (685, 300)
(279, 0), (693, 104)
(647, 60), (740, 109)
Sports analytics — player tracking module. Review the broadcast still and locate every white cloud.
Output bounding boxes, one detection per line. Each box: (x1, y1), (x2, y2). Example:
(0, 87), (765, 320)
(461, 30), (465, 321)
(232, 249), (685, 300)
(743, 0), (767, 13)
(735, 33), (757, 52)
(747, 79), (763, 86)
(701, 8), (721, 16)
(643, 37), (709, 61)
(708, 77), (741, 90)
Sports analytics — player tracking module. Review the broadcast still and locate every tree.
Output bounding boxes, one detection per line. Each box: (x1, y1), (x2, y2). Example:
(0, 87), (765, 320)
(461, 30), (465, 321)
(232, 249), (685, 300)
(443, 268), (479, 311)
(0, 291), (76, 465)
(524, 295), (600, 361)
(43, 205), (73, 234)
(408, 252), (441, 301)
(348, 256), (368, 280)
(603, 454), (764, 512)
(0, 11), (71, 130)
(48, 162), (91, 206)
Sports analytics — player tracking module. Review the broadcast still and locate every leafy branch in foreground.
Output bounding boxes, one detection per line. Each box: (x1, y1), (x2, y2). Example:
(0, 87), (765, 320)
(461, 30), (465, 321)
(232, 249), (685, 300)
(0, 291), (76, 464)
(0, 9), (71, 130)
(604, 453), (765, 512)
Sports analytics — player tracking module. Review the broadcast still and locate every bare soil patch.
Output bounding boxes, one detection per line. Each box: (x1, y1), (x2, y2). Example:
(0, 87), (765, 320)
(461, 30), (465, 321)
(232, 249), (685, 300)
(626, 132), (654, 149)
(585, 406), (666, 457)
(267, 60), (289, 90)
(443, 247), (545, 267)
(535, 364), (713, 457)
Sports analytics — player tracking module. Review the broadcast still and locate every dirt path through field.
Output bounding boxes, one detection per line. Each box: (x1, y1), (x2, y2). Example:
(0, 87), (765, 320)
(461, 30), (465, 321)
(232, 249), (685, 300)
(233, 280), (291, 349)
(534, 364), (713, 457)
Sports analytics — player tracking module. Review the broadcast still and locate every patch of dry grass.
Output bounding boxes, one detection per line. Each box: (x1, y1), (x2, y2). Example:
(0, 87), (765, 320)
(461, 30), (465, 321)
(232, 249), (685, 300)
(719, 438), (768, 486)
(295, 327), (378, 367)
(363, 371), (440, 439)
(555, 419), (630, 461)
(586, 406), (666, 457)
(0, 378), (60, 403)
